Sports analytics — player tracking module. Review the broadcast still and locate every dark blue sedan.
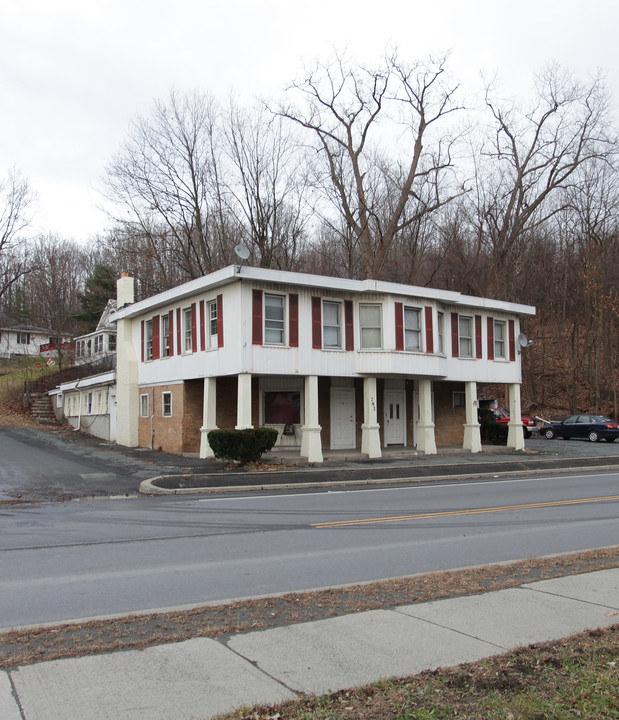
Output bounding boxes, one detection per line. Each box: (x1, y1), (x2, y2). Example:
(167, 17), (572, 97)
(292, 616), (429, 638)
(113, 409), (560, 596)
(541, 414), (619, 442)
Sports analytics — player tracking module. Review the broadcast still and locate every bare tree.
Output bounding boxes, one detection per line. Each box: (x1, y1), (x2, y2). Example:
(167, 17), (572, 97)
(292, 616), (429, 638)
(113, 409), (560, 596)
(0, 168), (35, 305)
(277, 51), (464, 279)
(104, 89), (232, 279)
(469, 66), (617, 299)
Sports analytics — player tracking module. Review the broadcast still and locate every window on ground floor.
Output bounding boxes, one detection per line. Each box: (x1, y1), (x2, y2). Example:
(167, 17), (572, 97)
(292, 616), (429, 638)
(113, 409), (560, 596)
(264, 391), (300, 424)
(162, 391), (173, 417)
(140, 393), (149, 418)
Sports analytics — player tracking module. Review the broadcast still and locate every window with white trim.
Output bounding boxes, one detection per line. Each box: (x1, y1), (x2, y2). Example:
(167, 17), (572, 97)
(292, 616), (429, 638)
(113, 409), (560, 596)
(145, 320), (153, 360)
(86, 392), (93, 415)
(453, 391), (466, 408)
(161, 314), (170, 357)
(404, 306), (422, 351)
(162, 391), (172, 417)
(359, 304), (382, 349)
(264, 294), (285, 345)
(494, 320), (506, 359)
(322, 300), (341, 348)
(94, 335), (103, 353)
(208, 300), (218, 346)
(183, 308), (192, 352)
(16, 332), (30, 345)
(140, 393), (149, 418)
(458, 316), (473, 358)
(437, 312), (444, 353)
(108, 334), (116, 351)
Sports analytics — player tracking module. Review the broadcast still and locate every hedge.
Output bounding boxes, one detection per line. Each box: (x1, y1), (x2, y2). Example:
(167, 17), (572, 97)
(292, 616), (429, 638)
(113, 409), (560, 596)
(207, 427), (279, 464)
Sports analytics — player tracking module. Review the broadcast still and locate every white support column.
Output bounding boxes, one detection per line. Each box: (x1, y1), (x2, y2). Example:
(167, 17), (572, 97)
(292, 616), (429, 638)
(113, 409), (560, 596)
(417, 379), (437, 455)
(235, 373), (253, 430)
(507, 383), (525, 451)
(115, 315), (139, 447)
(300, 375), (323, 463)
(462, 381), (482, 453)
(361, 377), (382, 458)
(199, 377), (218, 458)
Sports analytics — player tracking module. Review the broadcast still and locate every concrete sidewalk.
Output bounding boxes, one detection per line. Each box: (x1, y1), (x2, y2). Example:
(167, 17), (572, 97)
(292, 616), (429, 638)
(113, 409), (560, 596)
(3, 568), (618, 720)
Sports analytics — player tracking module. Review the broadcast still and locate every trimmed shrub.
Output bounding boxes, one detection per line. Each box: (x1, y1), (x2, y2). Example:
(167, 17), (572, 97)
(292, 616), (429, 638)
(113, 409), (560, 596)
(207, 427), (279, 464)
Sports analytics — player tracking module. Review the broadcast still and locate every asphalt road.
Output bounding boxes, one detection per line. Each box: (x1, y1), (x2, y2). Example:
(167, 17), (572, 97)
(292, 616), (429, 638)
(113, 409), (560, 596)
(1, 468), (618, 629)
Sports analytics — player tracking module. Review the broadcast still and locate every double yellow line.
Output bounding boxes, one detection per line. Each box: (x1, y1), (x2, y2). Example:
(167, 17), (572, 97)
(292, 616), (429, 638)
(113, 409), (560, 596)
(311, 494), (619, 529)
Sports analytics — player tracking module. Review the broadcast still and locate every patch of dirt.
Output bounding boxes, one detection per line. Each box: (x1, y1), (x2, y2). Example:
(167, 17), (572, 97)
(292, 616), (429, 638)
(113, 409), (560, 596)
(1, 546), (617, 670)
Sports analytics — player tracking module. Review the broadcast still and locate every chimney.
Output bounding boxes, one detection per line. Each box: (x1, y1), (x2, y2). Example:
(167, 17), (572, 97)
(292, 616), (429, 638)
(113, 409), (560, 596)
(117, 273), (135, 306)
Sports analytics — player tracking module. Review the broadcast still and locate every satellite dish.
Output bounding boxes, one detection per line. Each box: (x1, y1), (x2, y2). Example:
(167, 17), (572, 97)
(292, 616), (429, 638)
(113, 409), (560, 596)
(517, 333), (528, 348)
(234, 244), (250, 260)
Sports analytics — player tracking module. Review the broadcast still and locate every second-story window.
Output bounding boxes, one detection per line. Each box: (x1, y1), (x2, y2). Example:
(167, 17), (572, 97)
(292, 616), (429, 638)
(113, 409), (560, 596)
(16, 332), (30, 345)
(264, 294), (285, 344)
(208, 300), (218, 346)
(494, 320), (506, 359)
(458, 315), (473, 358)
(145, 320), (153, 360)
(437, 312), (444, 353)
(183, 307), (192, 352)
(161, 314), (170, 357)
(359, 304), (382, 349)
(108, 334), (116, 352)
(404, 307), (422, 351)
(94, 335), (103, 353)
(322, 301), (341, 348)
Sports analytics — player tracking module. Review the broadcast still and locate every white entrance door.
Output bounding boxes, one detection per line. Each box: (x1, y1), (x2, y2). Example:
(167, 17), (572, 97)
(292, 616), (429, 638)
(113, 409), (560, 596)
(330, 387), (356, 449)
(384, 390), (405, 445)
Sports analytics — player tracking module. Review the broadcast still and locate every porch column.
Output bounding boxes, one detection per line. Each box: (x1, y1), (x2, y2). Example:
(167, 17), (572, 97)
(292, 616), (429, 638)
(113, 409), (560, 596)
(300, 375), (323, 463)
(199, 377), (218, 458)
(235, 373), (253, 430)
(507, 383), (525, 450)
(462, 381), (482, 453)
(361, 377), (382, 458)
(417, 379), (437, 455)
(115, 274), (138, 447)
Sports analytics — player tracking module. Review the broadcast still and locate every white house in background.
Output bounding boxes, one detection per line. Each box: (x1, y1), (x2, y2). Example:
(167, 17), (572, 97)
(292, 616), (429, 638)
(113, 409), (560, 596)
(74, 299), (117, 365)
(0, 326), (73, 360)
(110, 265), (536, 462)
(49, 370), (117, 442)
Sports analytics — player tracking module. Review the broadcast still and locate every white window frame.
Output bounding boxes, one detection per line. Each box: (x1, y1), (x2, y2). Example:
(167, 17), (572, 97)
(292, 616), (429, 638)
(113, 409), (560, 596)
(494, 320), (506, 360)
(161, 314), (170, 357)
(145, 320), (153, 361)
(458, 315), (473, 358)
(437, 312), (444, 354)
(140, 393), (149, 418)
(322, 300), (341, 349)
(183, 307), (192, 353)
(16, 332), (30, 345)
(264, 294), (285, 345)
(208, 300), (218, 346)
(404, 306), (422, 351)
(86, 392), (93, 415)
(162, 391), (173, 417)
(359, 303), (383, 349)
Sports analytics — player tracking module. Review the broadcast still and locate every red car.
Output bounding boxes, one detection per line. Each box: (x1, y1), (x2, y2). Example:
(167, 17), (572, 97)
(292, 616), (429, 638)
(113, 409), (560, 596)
(478, 407), (537, 438)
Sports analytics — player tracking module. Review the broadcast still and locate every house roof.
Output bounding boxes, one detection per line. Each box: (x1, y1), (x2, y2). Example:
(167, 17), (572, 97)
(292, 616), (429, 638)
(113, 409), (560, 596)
(111, 265), (536, 321)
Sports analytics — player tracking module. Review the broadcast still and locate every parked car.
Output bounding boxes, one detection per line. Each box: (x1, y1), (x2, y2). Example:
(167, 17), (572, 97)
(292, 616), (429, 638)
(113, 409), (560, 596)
(478, 407), (537, 438)
(541, 414), (619, 443)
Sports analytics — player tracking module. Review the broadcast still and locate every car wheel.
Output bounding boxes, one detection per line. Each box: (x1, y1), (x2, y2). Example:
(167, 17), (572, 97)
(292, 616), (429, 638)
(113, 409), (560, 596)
(588, 430), (600, 443)
(544, 428), (555, 439)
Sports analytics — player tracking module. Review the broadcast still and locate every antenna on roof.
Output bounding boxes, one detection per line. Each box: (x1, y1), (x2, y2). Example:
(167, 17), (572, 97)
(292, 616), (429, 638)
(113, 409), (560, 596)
(234, 244), (250, 273)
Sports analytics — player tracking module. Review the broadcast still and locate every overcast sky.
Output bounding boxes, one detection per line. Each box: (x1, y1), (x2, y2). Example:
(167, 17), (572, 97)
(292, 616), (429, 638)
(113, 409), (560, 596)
(2, 0), (617, 241)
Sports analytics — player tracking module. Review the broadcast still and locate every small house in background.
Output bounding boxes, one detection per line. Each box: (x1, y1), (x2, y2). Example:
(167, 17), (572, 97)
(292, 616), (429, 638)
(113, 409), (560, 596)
(0, 325), (74, 360)
(74, 299), (117, 365)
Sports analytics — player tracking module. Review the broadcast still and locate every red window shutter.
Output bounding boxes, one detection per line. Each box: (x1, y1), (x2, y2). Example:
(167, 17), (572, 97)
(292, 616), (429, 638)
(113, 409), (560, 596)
(311, 297), (322, 349)
(451, 313), (459, 358)
(475, 315), (482, 359)
(217, 294), (224, 348)
(345, 300), (354, 351)
(152, 315), (160, 360)
(487, 317), (494, 360)
(509, 319), (516, 361)
(289, 293), (299, 347)
(425, 306), (434, 353)
(141, 320), (144, 362)
(191, 303), (197, 353)
(394, 302), (404, 351)
(168, 310), (174, 356)
(176, 308), (181, 355)
(199, 300), (206, 351)
(252, 290), (263, 345)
